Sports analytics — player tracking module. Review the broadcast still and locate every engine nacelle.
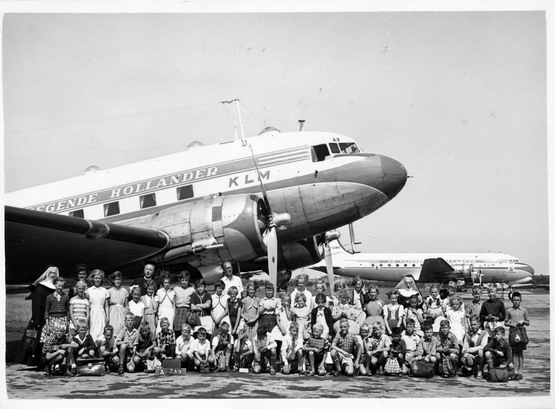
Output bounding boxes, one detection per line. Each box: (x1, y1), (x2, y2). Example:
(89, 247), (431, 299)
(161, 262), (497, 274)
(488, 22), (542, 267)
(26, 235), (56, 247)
(130, 194), (268, 267)
(279, 236), (324, 271)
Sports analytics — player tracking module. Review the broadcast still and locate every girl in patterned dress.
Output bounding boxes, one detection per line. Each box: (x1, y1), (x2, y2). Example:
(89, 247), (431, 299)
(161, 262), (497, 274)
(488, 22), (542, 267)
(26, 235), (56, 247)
(41, 277), (70, 343)
(69, 280), (90, 336)
(86, 270), (109, 342)
(140, 283), (158, 338)
(156, 273), (176, 334)
(241, 282), (260, 341)
(383, 290), (405, 336)
(107, 271), (129, 337)
(292, 293), (311, 340)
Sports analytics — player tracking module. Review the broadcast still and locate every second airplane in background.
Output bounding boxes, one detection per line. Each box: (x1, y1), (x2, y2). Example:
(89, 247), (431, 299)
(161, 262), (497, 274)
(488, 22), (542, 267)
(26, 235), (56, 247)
(311, 240), (534, 286)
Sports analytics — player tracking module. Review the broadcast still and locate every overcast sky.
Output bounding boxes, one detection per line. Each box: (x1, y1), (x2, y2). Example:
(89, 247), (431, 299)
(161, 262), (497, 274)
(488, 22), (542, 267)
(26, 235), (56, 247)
(2, 9), (550, 277)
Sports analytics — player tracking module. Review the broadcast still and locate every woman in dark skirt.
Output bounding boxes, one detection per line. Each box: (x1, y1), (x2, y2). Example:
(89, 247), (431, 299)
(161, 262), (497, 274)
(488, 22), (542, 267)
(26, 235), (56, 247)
(16, 266), (59, 367)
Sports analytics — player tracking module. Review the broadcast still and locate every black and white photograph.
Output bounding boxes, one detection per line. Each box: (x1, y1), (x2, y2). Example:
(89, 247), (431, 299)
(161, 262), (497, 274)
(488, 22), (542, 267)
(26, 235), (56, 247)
(2, 1), (552, 407)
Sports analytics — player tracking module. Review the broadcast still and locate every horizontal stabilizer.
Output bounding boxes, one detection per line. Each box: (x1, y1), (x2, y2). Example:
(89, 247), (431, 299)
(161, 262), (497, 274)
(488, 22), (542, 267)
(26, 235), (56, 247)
(5, 206), (170, 284)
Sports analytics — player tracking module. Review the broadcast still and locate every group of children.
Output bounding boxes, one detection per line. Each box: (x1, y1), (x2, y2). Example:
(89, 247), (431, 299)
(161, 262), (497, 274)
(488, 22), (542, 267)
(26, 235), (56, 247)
(39, 266), (530, 381)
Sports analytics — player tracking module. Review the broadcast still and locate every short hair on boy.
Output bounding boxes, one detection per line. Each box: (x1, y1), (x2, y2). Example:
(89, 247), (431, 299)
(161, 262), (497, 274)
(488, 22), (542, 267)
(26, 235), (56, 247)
(352, 276), (363, 286)
(125, 312), (135, 319)
(181, 324), (192, 333)
(53, 277), (65, 284)
(140, 322), (151, 332)
(77, 319), (88, 330)
(76, 280), (87, 290)
(160, 317), (170, 324)
(312, 323), (324, 332)
(289, 321), (299, 332)
(439, 319), (450, 328)
(472, 285), (482, 294)
(469, 316), (480, 324)
(339, 317), (349, 325)
(405, 318), (416, 326)
(372, 321), (384, 331)
(227, 286), (238, 296)
(104, 324), (114, 334)
(197, 327), (207, 335)
(422, 323), (433, 332)
(219, 321), (230, 330)
(214, 279), (225, 289)
(391, 327), (402, 336)
(494, 327), (505, 334)
(315, 293), (326, 304)
(178, 271), (190, 280)
(512, 291), (522, 300)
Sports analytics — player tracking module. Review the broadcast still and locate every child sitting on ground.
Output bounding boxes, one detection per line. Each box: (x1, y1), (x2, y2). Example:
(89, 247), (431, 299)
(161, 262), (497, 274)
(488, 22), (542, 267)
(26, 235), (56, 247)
(280, 321), (303, 375)
(302, 323), (328, 376)
(72, 320), (96, 362)
(192, 327), (214, 372)
(234, 328), (254, 372)
(116, 312), (140, 374)
(436, 319), (460, 378)
(96, 324), (120, 373)
(155, 317), (176, 360)
(461, 316), (489, 378)
(211, 321), (234, 372)
(402, 318), (421, 368)
(359, 323), (374, 376)
(484, 326), (514, 379)
(175, 323), (195, 370)
(414, 323), (438, 365)
(134, 322), (156, 372)
(42, 324), (74, 376)
(368, 321), (391, 375)
(253, 325), (278, 375)
(505, 291), (529, 380)
(330, 318), (362, 376)
(386, 327), (407, 375)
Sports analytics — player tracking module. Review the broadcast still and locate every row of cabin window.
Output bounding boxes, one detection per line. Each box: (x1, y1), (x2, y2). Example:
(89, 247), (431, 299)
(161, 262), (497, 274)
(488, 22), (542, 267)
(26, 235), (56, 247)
(68, 185), (194, 218)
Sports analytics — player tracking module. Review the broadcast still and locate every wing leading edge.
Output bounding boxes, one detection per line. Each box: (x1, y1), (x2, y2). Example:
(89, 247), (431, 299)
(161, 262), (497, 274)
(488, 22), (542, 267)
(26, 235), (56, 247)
(5, 206), (170, 284)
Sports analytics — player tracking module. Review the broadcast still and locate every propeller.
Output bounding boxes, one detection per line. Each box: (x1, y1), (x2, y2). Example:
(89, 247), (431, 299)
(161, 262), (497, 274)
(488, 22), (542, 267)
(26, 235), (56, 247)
(249, 144), (290, 288)
(323, 230), (341, 298)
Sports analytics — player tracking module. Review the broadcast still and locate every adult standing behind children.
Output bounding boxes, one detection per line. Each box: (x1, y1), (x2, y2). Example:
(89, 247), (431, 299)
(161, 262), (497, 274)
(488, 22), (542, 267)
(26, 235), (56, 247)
(130, 262), (159, 299)
(16, 266), (59, 367)
(221, 261), (244, 298)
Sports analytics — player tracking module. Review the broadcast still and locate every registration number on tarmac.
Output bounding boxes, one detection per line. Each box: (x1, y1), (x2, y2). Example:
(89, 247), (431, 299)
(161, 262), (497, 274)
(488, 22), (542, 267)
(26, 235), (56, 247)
(155, 368), (186, 376)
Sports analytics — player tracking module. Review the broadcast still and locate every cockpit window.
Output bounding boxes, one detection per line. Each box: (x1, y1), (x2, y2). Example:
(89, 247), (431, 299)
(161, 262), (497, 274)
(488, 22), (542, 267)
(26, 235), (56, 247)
(329, 143), (340, 154)
(339, 142), (360, 154)
(311, 144), (330, 162)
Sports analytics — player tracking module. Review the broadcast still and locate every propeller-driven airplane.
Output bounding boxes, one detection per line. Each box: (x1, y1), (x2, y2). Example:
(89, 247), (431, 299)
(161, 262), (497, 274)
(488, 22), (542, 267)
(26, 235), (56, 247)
(5, 122), (408, 288)
(311, 239), (535, 286)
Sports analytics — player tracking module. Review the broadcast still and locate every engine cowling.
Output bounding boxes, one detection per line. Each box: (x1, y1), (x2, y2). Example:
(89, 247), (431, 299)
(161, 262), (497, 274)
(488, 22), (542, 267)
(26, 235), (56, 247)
(128, 194), (269, 268)
(279, 236), (324, 271)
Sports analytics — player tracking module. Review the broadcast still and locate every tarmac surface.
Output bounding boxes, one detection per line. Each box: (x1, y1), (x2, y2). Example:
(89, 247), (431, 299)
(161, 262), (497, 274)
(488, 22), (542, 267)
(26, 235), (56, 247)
(3, 289), (552, 405)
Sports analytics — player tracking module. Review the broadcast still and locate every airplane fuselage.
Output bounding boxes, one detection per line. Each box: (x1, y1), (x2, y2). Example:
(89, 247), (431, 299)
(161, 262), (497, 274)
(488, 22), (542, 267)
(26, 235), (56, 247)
(5, 130), (407, 284)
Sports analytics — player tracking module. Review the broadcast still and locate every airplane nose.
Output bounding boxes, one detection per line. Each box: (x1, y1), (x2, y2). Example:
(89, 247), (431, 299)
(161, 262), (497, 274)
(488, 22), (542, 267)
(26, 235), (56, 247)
(380, 155), (408, 200)
(516, 263), (535, 276)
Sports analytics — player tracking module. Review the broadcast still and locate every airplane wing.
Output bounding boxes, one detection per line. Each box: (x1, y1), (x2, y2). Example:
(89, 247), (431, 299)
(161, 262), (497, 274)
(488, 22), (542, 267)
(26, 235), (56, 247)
(418, 257), (460, 282)
(5, 206), (170, 284)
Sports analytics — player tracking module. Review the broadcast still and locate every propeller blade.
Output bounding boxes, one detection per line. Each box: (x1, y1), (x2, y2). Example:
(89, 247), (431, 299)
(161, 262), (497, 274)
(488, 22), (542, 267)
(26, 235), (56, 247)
(324, 242), (334, 298)
(267, 226), (278, 288)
